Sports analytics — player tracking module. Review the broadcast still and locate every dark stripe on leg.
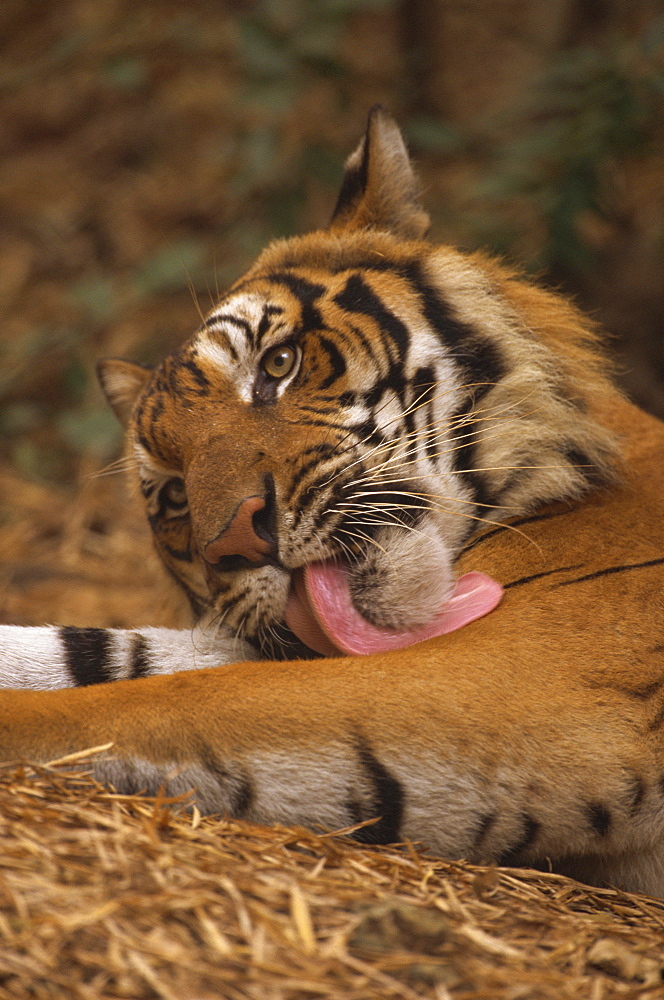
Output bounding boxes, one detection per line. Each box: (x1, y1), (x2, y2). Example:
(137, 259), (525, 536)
(497, 815), (540, 866)
(130, 635), (151, 679)
(350, 739), (404, 845)
(587, 802), (612, 838)
(625, 775), (646, 816)
(472, 811), (497, 851)
(201, 744), (254, 817)
(60, 627), (113, 686)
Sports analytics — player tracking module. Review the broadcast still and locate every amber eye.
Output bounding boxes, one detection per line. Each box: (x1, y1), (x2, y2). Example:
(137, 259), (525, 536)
(162, 477), (187, 510)
(261, 344), (297, 379)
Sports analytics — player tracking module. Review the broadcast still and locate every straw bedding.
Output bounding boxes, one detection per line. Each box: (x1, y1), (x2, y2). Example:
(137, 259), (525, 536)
(1, 472), (664, 1000)
(2, 758), (664, 1000)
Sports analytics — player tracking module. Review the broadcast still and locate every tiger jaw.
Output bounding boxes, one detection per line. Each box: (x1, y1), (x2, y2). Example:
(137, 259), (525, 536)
(197, 514), (484, 657)
(283, 520), (455, 654)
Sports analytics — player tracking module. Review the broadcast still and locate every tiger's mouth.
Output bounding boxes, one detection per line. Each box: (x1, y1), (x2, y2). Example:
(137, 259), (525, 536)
(284, 558), (504, 656)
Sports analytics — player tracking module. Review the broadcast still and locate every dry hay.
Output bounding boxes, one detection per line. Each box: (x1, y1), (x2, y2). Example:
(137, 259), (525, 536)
(2, 476), (664, 999)
(0, 467), (190, 631)
(1, 753), (664, 1000)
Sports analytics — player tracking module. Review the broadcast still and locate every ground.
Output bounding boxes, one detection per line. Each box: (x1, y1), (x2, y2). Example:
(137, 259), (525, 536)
(1, 3), (664, 997)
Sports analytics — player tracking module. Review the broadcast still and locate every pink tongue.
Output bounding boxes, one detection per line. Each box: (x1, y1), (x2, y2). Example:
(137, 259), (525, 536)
(285, 561), (503, 656)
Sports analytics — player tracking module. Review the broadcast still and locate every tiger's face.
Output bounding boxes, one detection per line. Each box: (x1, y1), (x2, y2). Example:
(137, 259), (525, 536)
(124, 253), (479, 657)
(98, 110), (617, 658)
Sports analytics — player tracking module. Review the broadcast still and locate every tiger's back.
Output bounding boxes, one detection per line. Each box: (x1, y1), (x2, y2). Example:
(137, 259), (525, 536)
(0, 108), (662, 896)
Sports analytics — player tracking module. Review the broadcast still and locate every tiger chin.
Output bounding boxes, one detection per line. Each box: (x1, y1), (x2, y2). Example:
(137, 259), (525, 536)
(1, 108), (663, 900)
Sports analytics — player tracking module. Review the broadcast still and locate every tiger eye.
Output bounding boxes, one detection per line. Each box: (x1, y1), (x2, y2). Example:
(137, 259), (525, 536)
(163, 477), (187, 507)
(261, 344), (297, 379)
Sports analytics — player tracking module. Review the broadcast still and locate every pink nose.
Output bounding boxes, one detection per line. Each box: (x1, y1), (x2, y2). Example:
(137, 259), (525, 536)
(204, 495), (272, 565)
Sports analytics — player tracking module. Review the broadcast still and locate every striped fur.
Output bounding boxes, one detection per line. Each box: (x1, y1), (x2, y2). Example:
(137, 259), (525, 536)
(93, 122), (619, 656)
(1, 109), (662, 896)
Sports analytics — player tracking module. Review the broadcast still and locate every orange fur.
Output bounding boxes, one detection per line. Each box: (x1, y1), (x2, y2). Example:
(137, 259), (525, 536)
(1, 109), (663, 894)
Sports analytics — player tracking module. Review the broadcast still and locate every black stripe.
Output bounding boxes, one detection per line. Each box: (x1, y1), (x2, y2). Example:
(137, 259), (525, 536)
(232, 776), (254, 817)
(587, 802), (612, 837)
(291, 473), (352, 526)
(265, 272), (325, 334)
(179, 356), (210, 391)
(334, 482), (424, 546)
(330, 130), (370, 224)
(497, 815), (540, 866)
(564, 446), (608, 488)
(625, 775), (646, 816)
(460, 509), (573, 555)
(256, 304), (285, 348)
(349, 739), (404, 845)
(318, 334), (347, 389)
(289, 442), (339, 477)
(584, 677), (664, 702)
(203, 313), (249, 355)
(448, 400), (494, 509)
(412, 365), (437, 463)
(150, 395), (164, 424)
(407, 266), (505, 397)
(333, 273), (409, 361)
(138, 477), (156, 500)
(555, 557), (664, 587)
(160, 563), (208, 618)
(130, 634), (151, 679)
(647, 702), (664, 732)
(136, 431), (156, 456)
(160, 540), (194, 562)
(503, 564), (583, 590)
(200, 745), (254, 817)
(362, 379), (387, 409)
(60, 627), (113, 686)
(472, 812), (497, 851)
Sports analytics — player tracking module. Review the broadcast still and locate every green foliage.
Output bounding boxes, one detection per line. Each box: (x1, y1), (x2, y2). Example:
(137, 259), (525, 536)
(403, 117), (466, 155)
(103, 56), (148, 90)
(234, 0), (394, 201)
(472, 28), (663, 273)
(57, 406), (122, 459)
(70, 277), (119, 324)
(132, 240), (207, 297)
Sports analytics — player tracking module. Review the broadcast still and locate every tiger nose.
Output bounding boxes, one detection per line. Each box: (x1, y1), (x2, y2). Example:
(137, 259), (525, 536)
(204, 495), (275, 565)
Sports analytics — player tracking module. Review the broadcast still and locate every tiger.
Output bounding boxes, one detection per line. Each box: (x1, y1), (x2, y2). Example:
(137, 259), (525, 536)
(1, 107), (663, 897)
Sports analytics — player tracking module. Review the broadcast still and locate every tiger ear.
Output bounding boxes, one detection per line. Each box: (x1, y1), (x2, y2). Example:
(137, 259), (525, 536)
(96, 358), (152, 427)
(329, 106), (430, 240)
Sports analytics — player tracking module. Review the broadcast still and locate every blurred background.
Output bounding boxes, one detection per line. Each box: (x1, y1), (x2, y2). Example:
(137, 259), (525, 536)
(0, 0), (662, 625)
(1, 0), (663, 484)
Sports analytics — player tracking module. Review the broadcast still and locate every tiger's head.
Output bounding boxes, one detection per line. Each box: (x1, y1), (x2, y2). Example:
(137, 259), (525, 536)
(98, 108), (619, 659)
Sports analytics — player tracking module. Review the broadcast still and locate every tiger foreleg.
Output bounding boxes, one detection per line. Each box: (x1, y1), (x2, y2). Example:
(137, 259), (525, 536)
(0, 654), (662, 897)
(0, 624), (258, 690)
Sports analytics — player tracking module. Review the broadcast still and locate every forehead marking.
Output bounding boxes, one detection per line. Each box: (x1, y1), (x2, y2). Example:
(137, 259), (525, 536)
(194, 334), (235, 376)
(200, 292), (294, 372)
(207, 294), (265, 344)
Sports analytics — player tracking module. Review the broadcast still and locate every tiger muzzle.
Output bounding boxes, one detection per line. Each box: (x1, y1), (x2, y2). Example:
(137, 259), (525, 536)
(204, 494), (276, 566)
